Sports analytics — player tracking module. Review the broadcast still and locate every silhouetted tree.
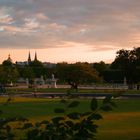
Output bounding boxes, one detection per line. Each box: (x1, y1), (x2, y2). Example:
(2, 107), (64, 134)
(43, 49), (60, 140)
(56, 62), (101, 89)
(0, 61), (19, 85)
(111, 47), (140, 88)
(93, 61), (108, 76)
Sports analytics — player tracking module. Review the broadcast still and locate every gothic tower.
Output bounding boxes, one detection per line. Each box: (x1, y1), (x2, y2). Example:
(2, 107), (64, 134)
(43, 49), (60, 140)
(34, 51), (38, 61)
(28, 51), (31, 64)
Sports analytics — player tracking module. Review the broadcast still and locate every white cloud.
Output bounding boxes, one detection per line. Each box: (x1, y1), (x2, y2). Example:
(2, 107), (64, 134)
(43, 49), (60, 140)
(0, 14), (14, 24)
(24, 18), (39, 30)
(0, 7), (14, 25)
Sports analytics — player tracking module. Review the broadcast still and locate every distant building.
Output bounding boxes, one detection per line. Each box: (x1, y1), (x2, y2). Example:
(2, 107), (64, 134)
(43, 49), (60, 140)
(8, 51), (56, 68)
(7, 54), (12, 62)
(16, 51), (39, 66)
(16, 61), (28, 66)
(2, 54), (13, 66)
(43, 62), (56, 68)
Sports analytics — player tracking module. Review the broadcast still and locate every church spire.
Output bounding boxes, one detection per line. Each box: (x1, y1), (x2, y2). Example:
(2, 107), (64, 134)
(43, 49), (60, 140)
(34, 51), (37, 61)
(28, 51), (31, 63)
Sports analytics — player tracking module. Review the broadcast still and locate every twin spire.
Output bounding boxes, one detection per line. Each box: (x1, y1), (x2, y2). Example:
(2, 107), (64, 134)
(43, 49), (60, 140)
(28, 51), (38, 63)
(34, 52), (37, 61)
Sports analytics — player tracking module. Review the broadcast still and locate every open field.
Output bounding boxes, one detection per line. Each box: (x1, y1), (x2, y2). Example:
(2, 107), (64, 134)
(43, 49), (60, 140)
(0, 97), (140, 140)
(97, 112), (140, 140)
(97, 100), (140, 140)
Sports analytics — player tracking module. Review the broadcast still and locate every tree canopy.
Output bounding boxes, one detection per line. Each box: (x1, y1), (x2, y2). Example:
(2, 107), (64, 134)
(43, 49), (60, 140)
(56, 62), (101, 89)
(111, 47), (140, 85)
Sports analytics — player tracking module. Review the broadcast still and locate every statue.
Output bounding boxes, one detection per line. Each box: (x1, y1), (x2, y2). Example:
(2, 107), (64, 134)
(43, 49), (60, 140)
(51, 74), (57, 88)
(124, 77), (127, 85)
(52, 74), (55, 80)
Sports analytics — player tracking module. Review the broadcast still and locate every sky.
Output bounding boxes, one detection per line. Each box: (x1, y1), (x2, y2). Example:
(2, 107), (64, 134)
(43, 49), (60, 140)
(0, 0), (140, 64)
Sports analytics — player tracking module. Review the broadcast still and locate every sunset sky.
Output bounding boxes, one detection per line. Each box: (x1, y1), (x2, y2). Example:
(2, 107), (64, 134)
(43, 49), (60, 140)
(0, 0), (140, 64)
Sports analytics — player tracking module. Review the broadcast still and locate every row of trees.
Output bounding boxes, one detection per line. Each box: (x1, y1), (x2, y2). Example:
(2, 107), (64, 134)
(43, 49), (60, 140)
(0, 47), (140, 88)
(0, 60), (101, 88)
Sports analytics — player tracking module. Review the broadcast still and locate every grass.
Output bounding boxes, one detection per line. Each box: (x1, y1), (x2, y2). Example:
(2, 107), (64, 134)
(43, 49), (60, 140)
(97, 99), (140, 140)
(0, 97), (140, 140)
(0, 97), (91, 118)
(5, 87), (140, 95)
(97, 112), (140, 140)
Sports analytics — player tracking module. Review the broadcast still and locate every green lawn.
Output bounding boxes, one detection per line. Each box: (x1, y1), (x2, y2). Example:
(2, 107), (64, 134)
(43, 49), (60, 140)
(0, 97), (140, 140)
(97, 99), (140, 140)
(6, 87), (140, 95)
(97, 111), (140, 140)
(0, 97), (91, 118)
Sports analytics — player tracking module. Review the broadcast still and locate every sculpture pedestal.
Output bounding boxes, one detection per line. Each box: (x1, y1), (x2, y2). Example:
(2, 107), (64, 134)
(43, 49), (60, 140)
(51, 80), (57, 88)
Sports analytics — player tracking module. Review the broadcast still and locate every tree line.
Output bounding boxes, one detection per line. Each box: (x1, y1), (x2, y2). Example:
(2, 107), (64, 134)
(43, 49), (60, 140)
(0, 47), (140, 89)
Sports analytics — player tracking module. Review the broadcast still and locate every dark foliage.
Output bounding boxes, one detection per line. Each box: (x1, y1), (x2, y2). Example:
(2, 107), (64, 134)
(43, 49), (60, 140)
(0, 96), (116, 140)
(110, 47), (140, 85)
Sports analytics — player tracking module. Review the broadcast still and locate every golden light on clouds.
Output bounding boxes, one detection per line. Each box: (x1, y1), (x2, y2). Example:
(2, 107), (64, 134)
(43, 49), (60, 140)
(0, 0), (140, 63)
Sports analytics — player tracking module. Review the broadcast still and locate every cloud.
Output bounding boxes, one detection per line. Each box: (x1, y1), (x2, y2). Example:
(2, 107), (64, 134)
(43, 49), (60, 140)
(0, 7), (15, 25)
(0, 16), (40, 34)
(24, 18), (39, 30)
(36, 13), (49, 20)
(0, 15), (14, 24)
(1, 25), (38, 34)
(0, 0), (140, 51)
